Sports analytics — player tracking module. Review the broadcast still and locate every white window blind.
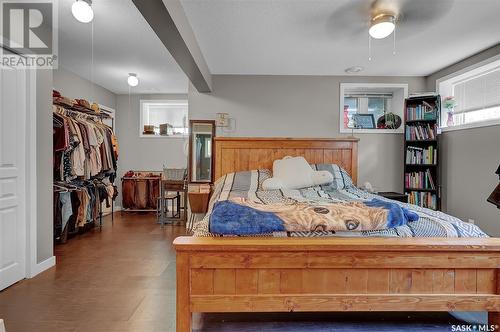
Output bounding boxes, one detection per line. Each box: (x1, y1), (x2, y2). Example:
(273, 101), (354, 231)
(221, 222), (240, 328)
(453, 67), (500, 114)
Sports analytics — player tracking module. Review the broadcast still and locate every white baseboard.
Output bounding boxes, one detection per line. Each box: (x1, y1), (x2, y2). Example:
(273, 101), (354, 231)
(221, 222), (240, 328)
(28, 255), (55, 278)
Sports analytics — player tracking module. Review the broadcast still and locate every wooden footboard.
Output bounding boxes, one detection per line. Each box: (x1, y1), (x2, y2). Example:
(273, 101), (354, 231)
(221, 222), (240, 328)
(174, 237), (500, 331)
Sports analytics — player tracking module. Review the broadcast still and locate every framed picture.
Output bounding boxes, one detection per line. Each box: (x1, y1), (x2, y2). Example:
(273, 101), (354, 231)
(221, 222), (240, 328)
(353, 114), (376, 129)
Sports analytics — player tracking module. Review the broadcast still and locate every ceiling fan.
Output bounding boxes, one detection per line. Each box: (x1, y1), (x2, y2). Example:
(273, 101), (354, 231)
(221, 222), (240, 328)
(318, 0), (454, 59)
(326, 0), (454, 40)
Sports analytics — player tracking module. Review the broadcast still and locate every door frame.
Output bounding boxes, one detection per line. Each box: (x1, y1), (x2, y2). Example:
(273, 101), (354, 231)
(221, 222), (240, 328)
(25, 66), (55, 277)
(1, 44), (54, 280)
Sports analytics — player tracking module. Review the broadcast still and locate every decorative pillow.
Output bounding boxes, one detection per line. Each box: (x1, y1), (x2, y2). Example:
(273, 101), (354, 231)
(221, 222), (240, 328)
(261, 177), (284, 190)
(262, 156), (333, 190)
(311, 163), (354, 190)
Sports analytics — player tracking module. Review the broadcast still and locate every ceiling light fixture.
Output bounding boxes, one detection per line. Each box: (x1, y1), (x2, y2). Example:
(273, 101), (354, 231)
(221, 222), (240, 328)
(72, 0), (94, 23)
(369, 14), (396, 39)
(345, 66), (364, 74)
(127, 73), (139, 87)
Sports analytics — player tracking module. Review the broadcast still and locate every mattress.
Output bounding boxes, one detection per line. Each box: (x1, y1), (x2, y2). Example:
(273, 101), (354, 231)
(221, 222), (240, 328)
(192, 169), (488, 238)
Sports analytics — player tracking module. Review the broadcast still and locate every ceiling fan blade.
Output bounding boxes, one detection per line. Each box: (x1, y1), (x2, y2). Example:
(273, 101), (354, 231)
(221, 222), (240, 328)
(294, 0), (372, 40)
(398, 0), (455, 25)
(324, 0), (372, 39)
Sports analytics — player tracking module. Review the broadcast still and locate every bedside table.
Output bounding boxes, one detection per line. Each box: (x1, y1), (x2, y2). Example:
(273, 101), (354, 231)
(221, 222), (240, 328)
(377, 191), (408, 203)
(187, 192), (210, 231)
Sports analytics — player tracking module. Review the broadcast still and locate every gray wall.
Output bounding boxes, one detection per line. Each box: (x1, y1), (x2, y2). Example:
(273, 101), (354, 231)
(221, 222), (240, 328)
(439, 127), (500, 235)
(36, 69), (54, 263)
(427, 44), (500, 236)
(189, 75), (426, 192)
(53, 67), (116, 108)
(115, 93), (189, 207)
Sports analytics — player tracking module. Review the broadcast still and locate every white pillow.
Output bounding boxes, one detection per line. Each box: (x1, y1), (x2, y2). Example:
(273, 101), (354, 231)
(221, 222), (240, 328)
(262, 156), (333, 190)
(311, 170), (334, 186)
(261, 177), (284, 190)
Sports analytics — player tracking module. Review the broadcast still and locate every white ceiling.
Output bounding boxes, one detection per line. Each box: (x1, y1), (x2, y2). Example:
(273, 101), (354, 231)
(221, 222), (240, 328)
(58, 0), (188, 94)
(180, 0), (500, 76)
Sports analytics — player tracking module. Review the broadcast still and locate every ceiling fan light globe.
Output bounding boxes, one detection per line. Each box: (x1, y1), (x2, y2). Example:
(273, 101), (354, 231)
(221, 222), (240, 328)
(369, 21), (395, 39)
(72, 0), (94, 23)
(369, 14), (396, 39)
(127, 74), (139, 87)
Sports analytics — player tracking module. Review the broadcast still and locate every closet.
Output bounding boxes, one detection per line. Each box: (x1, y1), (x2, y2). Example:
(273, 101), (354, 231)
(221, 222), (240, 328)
(52, 90), (119, 243)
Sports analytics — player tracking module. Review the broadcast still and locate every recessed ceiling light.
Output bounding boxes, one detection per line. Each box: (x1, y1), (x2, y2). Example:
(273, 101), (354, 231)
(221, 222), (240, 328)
(345, 66), (364, 74)
(369, 14), (396, 39)
(72, 0), (94, 23)
(127, 73), (139, 87)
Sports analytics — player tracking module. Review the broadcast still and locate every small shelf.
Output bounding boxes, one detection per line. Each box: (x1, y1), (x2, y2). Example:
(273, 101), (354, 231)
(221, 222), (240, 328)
(405, 188), (437, 192)
(405, 164), (437, 167)
(406, 95), (439, 101)
(405, 119), (438, 124)
(406, 140), (437, 143)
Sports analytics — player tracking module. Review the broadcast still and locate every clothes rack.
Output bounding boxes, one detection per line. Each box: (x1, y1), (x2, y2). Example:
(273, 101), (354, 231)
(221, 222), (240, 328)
(53, 91), (119, 243)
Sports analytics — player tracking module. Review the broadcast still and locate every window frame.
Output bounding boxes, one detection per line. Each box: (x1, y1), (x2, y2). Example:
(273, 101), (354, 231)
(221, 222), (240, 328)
(436, 54), (500, 132)
(139, 99), (188, 139)
(339, 83), (408, 134)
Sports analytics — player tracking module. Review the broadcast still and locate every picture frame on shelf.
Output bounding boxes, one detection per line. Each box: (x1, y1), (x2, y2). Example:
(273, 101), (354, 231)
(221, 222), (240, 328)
(353, 114), (376, 129)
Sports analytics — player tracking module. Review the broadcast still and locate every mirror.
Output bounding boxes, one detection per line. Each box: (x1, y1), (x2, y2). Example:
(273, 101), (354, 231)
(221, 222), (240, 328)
(189, 120), (215, 183)
(340, 83), (408, 133)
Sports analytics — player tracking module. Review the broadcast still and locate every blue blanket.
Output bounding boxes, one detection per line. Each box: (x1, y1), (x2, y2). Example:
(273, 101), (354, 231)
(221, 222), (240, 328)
(209, 198), (419, 236)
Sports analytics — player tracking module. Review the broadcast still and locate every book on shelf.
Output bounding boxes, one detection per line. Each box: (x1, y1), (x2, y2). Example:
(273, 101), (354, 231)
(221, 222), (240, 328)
(405, 123), (437, 141)
(406, 102), (437, 121)
(406, 146), (437, 165)
(405, 169), (436, 190)
(406, 191), (437, 210)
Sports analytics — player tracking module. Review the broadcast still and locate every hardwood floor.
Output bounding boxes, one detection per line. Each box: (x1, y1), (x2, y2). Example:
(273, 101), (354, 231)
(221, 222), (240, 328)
(0, 213), (463, 331)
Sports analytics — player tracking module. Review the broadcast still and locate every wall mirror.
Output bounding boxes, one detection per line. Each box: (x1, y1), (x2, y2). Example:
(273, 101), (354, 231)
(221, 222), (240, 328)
(189, 120), (215, 183)
(339, 83), (408, 133)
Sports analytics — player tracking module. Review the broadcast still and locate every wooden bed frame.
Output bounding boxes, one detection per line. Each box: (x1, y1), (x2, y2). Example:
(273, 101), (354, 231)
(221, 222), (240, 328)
(174, 137), (500, 331)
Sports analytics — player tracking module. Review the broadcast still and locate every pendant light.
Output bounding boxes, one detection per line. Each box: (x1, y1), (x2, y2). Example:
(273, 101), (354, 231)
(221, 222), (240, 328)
(127, 73), (139, 87)
(72, 0), (94, 23)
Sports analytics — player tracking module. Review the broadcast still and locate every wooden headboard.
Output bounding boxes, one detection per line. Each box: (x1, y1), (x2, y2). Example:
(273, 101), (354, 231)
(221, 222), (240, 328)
(214, 137), (359, 185)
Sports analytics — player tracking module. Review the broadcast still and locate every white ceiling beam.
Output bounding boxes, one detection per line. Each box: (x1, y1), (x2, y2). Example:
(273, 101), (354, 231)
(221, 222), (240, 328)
(132, 0), (212, 92)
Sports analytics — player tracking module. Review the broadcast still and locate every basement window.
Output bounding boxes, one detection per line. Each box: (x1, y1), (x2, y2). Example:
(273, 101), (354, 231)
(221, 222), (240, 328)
(438, 58), (500, 131)
(139, 100), (188, 137)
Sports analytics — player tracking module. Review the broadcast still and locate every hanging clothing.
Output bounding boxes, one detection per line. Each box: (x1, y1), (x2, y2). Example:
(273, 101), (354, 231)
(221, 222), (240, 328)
(52, 96), (118, 243)
(59, 192), (73, 232)
(53, 105), (118, 182)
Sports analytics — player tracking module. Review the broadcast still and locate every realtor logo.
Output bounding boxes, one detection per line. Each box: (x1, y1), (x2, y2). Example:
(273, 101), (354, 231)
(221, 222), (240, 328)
(1, 0), (58, 68)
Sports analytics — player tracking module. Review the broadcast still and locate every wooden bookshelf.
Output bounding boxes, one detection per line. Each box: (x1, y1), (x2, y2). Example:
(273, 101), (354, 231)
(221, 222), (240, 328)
(404, 95), (441, 210)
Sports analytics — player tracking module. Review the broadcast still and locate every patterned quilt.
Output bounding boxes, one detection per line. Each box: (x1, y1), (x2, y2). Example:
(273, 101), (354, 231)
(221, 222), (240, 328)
(192, 169), (488, 238)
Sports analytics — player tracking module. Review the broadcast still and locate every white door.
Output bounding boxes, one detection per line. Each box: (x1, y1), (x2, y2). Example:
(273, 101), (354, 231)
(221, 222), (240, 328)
(0, 59), (27, 290)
